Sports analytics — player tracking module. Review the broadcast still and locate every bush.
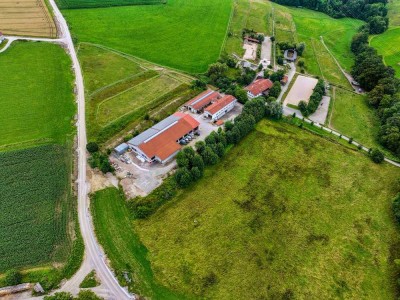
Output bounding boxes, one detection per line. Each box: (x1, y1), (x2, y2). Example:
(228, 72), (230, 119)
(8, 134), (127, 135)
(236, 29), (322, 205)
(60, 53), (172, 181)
(175, 167), (192, 188)
(4, 269), (22, 286)
(370, 148), (384, 163)
(86, 142), (99, 153)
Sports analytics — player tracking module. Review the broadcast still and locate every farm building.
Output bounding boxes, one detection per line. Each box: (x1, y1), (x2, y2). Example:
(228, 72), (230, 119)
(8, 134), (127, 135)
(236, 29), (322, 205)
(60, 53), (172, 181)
(127, 112), (199, 164)
(114, 143), (129, 155)
(204, 95), (237, 121)
(184, 89), (220, 113)
(245, 79), (273, 99)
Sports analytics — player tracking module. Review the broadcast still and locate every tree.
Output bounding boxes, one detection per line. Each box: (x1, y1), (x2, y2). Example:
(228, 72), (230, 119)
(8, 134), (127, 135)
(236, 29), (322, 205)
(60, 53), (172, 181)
(215, 143), (225, 158)
(191, 154), (205, 172)
(224, 120), (234, 131)
(298, 101), (309, 116)
(265, 102), (283, 119)
(176, 151), (189, 168)
(270, 36), (275, 42)
(268, 81), (282, 98)
(234, 86), (248, 104)
(351, 31), (369, 53)
(4, 269), (22, 286)
(368, 16), (389, 34)
(190, 167), (202, 181)
(298, 59), (305, 68)
(370, 148), (384, 163)
(191, 79), (207, 90)
(76, 291), (103, 300)
(175, 167), (192, 188)
(86, 142), (99, 153)
(201, 146), (219, 165)
(270, 70), (285, 82)
(296, 42), (305, 56)
(195, 141), (206, 154)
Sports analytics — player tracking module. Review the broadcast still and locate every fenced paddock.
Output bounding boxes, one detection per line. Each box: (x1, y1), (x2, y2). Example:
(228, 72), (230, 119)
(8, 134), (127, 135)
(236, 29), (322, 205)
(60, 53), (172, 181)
(57, 0), (165, 9)
(0, 0), (56, 38)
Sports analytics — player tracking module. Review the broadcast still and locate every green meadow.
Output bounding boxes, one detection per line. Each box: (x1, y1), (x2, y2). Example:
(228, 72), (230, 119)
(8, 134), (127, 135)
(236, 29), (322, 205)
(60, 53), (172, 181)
(0, 42), (75, 150)
(63, 0), (233, 73)
(93, 120), (400, 299)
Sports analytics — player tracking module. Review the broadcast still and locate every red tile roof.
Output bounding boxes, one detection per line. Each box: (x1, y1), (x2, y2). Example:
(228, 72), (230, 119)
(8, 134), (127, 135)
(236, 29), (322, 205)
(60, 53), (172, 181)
(138, 113), (199, 161)
(205, 95), (236, 115)
(245, 36), (260, 43)
(281, 75), (288, 83)
(245, 79), (273, 96)
(185, 90), (220, 111)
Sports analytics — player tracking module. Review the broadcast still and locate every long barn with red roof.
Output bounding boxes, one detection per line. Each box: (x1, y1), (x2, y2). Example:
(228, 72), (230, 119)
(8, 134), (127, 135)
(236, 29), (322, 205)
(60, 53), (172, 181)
(127, 112), (199, 164)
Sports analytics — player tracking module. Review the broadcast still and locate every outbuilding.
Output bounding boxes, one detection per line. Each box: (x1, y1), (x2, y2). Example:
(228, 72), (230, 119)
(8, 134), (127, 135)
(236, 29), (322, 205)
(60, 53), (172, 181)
(184, 90), (220, 113)
(114, 143), (129, 156)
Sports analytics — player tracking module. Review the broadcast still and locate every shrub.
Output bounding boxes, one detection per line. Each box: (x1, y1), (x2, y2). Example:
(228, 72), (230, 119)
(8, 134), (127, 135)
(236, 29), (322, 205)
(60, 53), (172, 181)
(393, 194), (400, 225)
(370, 148), (384, 163)
(348, 137), (353, 144)
(86, 142), (99, 153)
(4, 269), (22, 286)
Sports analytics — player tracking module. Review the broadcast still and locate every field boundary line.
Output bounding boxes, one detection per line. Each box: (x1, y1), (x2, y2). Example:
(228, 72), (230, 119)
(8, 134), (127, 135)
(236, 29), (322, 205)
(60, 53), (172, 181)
(89, 70), (149, 98)
(220, 0), (236, 56)
(80, 42), (197, 77)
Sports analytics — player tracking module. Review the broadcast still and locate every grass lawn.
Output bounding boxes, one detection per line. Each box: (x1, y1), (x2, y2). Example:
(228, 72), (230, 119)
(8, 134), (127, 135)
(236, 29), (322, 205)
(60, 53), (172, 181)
(224, 0), (272, 55)
(93, 119), (400, 299)
(63, 0), (233, 73)
(79, 43), (197, 144)
(388, 0), (400, 27)
(370, 28), (400, 78)
(0, 42), (75, 150)
(0, 144), (73, 272)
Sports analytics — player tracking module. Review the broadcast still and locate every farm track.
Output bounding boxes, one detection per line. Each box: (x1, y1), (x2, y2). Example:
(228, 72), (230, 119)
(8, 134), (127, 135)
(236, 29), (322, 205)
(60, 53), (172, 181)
(2, 0), (134, 299)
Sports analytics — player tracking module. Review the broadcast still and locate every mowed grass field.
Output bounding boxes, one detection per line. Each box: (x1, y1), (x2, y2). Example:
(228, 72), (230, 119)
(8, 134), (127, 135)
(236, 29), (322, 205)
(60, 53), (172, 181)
(93, 120), (400, 299)
(370, 0), (400, 78)
(370, 28), (400, 78)
(79, 43), (197, 144)
(0, 42), (75, 150)
(0, 0), (56, 37)
(0, 145), (72, 272)
(63, 0), (233, 73)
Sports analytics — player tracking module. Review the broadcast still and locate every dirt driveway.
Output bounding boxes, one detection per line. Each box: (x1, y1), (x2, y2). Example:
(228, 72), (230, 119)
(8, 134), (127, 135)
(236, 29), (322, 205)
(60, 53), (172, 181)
(284, 75), (318, 106)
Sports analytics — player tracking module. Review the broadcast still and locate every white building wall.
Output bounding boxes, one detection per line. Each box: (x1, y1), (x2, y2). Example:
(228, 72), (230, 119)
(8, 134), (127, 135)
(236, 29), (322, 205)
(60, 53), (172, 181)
(207, 100), (237, 121)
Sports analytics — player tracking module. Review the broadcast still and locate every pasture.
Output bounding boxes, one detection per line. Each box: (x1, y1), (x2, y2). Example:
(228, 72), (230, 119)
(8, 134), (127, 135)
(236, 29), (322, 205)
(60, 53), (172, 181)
(0, 42), (75, 151)
(0, 144), (73, 272)
(0, 0), (56, 37)
(57, 0), (164, 9)
(63, 0), (233, 73)
(133, 119), (400, 299)
(79, 44), (197, 144)
(370, 28), (400, 78)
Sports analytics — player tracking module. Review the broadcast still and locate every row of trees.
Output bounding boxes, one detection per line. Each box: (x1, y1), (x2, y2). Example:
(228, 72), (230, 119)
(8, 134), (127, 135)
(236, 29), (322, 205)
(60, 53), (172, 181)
(86, 142), (114, 174)
(272, 0), (389, 33)
(351, 29), (400, 157)
(298, 79), (325, 116)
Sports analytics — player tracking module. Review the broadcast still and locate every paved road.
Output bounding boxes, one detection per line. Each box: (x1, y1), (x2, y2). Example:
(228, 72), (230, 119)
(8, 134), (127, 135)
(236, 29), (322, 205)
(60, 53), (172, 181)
(2, 1), (134, 299)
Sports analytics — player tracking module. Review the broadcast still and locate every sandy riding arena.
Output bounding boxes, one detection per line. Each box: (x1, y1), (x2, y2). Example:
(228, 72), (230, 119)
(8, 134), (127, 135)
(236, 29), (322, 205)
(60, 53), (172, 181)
(284, 75), (318, 106)
(243, 42), (257, 60)
(0, 0), (57, 38)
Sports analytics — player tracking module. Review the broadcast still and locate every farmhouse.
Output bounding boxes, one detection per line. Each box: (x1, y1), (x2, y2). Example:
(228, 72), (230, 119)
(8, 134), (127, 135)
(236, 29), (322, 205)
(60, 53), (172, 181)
(204, 95), (237, 121)
(245, 79), (273, 99)
(127, 112), (199, 164)
(184, 89), (220, 113)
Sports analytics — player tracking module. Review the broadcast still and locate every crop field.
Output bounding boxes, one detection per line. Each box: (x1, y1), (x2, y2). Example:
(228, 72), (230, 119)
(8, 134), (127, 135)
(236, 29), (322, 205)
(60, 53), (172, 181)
(92, 120), (400, 299)
(131, 119), (400, 299)
(224, 0), (272, 56)
(79, 43), (197, 144)
(0, 0), (56, 37)
(0, 144), (72, 272)
(370, 28), (400, 78)
(0, 42), (75, 151)
(63, 0), (233, 73)
(57, 0), (164, 9)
